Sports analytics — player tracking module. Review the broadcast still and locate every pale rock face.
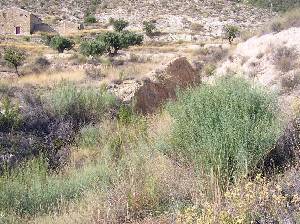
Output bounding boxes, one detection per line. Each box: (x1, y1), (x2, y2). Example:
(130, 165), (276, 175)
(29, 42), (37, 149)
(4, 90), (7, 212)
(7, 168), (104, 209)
(217, 27), (300, 118)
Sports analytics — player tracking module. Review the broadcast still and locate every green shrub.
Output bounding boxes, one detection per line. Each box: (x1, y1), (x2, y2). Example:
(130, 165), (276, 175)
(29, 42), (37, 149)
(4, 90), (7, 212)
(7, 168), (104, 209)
(109, 18), (129, 32)
(77, 125), (104, 148)
(117, 104), (134, 124)
(84, 14), (97, 24)
(143, 21), (157, 37)
(80, 40), (107, 57)
(224, 25), (239, 44)
(3, 47), (26, 76)
(49, 36), (75, 53)
(166, 77), (281, 186)
(47, 82), (116, 123)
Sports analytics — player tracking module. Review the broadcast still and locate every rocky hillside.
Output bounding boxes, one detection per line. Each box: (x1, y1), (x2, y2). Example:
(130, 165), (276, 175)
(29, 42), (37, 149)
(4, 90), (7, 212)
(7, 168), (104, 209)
(0, 0), (275, 40)
(217, 27), (300, 118)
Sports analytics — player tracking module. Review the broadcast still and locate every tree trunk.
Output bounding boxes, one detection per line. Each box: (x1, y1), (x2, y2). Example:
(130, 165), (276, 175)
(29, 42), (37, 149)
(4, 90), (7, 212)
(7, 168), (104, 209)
(15, 65), (19, 77)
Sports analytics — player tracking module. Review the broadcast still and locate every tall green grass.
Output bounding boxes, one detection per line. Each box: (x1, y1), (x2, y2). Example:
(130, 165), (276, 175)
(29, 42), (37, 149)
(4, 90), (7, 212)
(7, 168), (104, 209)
(166, 77), (282, 185)
(47, 82), (116, 123)
(0, 158), (110, 217)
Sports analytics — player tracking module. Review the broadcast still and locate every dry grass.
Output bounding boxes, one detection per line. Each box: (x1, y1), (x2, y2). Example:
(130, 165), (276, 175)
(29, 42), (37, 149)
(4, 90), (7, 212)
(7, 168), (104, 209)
(264, 8), (300, 34)
(178, 170), (300, 223)
(292, 97), (300, 117)
(100, 62), (156, 82)
(272, 46), (299, 72)
(17, 70), (86, 86)
(0, 42), (50, 55)
(68, 28), (110, 37)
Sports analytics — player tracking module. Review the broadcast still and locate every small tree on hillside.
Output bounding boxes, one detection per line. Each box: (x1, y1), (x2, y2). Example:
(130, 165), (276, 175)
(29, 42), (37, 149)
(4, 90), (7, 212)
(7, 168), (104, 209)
(97, 31), (143, 56)
(143, 20), (157, 37)
(80, 40), (107, 57)
(224, 25), (239, 44)
(3, 48), (25, 76)
(50, 36), (75, 53)
(109, 18), (129, 32)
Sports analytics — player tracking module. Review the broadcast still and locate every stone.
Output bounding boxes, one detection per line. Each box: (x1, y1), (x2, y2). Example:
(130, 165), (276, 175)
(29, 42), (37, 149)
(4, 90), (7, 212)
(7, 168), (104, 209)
(109, 57), (200, 114)
(257, 118), (300, 175)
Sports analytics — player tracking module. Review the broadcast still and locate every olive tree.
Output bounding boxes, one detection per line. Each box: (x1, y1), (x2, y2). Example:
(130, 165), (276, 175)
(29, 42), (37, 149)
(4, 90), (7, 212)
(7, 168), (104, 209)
(97, 31), (143, 55)
(3, 47), (25, 76)
(109, 18), (129, 32)
(80, 40), (107, 57)
(50, 36), (75, 53)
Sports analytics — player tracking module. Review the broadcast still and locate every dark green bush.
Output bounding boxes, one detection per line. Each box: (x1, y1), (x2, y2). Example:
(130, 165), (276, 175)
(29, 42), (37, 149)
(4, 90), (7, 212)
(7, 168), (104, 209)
(166, 77), (281, 186)
(109, 18), (129, 32)
(80, 40), (107, 57)
(49, 36), (75, 53)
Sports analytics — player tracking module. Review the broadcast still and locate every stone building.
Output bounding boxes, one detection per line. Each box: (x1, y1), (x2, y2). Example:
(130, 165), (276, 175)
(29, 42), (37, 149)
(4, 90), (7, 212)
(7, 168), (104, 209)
(55, 21), (84, 35)
(0, 7), (43, 35)
(0, 7), (83, 35)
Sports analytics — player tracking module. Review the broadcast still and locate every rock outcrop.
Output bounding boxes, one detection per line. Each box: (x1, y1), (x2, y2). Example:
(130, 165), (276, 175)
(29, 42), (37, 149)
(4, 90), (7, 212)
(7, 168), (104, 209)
(256, 118), (300, 175)
(217, 27), (300, 118)
(108, 57), (200, 114)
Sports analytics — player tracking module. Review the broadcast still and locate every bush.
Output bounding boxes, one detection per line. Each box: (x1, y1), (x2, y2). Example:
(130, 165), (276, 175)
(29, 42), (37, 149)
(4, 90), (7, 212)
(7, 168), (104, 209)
(143, 21), (157, 37)
(224, 25), (239, 44)
(47, 82), (116, 124)
(166, 77), (281, 186)
(109, 18), (129, 32)
(84, 14), (97, 24)
(3, 47), (26, 76)
(49, 36), (75, 53)
(27, 57), (51, 74)
(272, 46), (298, 72)
(80, 40), (106, 57)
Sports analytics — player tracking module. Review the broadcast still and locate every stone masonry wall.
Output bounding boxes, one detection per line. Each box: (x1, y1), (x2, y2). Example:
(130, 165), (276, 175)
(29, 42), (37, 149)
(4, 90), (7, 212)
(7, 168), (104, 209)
(0, 7), (32, 35)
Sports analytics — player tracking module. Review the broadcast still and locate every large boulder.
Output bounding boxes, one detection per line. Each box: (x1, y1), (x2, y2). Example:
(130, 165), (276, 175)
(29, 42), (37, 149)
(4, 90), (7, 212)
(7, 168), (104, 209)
(256, 118), (300, 175)
(108, 57), (200, 114)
